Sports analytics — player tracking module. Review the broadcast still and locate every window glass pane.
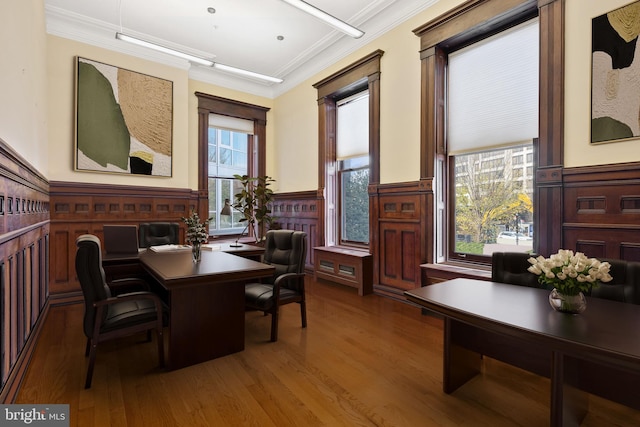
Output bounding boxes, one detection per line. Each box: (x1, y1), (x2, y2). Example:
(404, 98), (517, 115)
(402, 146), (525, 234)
(233, 133), (248, 150)
(220, 130), (231, 146)
(453, 144), (534, 256)
(234, 151), (247, 167)
(341, 168), (370, 244)
(208, 124), (250, 236)
(220, 148), (232, 165)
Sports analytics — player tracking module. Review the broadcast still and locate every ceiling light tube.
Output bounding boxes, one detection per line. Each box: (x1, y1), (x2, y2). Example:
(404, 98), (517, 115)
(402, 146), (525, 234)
(116, 32), (214, 67)
(280, 0), (364, 38)
(213, 63), (284, 84)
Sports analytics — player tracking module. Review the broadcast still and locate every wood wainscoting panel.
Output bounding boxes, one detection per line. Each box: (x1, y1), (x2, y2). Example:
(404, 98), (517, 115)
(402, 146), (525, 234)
(375, 183), (426, 299)
(0, 139), (50, 403)
(563, 162), (640, 261)
(272, 191), (320, 272)
(49, 181), (196, 295)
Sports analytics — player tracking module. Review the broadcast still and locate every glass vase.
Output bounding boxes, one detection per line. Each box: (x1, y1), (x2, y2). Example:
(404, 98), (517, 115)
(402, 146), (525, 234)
(548, 288), (586, 314)
(191, 243), (202, 263)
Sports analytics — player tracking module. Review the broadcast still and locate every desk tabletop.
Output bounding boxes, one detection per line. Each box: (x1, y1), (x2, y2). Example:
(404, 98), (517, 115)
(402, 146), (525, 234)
(405, 278), (640, 366)
(140, 249), (274, 287)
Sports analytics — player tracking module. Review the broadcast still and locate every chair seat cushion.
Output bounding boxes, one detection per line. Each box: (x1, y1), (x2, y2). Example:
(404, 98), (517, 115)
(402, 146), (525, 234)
(245, 283), (299, 311)
(101, 299), (161, 333)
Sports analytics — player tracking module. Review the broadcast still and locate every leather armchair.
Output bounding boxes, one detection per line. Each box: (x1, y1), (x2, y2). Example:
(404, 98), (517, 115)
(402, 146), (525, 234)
(138, 222), (180, 247)
(75, 234), (166, 388)
(245, 230), (307, 342)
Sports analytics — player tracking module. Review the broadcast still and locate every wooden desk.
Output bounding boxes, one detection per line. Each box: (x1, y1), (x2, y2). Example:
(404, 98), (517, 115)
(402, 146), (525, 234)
(405, 278), (640, 426)
(140, 249), (274, 370)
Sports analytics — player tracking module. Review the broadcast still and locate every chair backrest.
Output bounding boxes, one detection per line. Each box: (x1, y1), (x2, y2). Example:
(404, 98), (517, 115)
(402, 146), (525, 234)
(263, 230), (307, 283)
(76, 234), (112, 337)
(491, 252), (542, 288)
(590, 258), (640, 304)
(138, 222), (180, 248)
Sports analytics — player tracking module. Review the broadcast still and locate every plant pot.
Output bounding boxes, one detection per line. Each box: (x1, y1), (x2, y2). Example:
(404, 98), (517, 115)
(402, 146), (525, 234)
(192, 243), (202, 263)
(548, 288), (586, 314)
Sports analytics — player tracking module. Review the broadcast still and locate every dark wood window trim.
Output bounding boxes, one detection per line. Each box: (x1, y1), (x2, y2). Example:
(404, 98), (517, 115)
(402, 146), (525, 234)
(195, 92), (270, 236)
(413, 0), (564, 267)
(312, 50), (383, 249)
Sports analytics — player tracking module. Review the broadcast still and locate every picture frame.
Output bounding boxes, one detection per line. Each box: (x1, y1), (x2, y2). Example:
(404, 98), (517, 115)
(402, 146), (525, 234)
(591, 1), (640, 144)
(75, 57), (173, 176)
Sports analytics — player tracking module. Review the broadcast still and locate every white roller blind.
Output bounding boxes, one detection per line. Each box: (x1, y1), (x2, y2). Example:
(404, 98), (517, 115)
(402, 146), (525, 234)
(209, 113), (254, 134)
(448, 18), (539, 154)
(337, 92), (369, 160)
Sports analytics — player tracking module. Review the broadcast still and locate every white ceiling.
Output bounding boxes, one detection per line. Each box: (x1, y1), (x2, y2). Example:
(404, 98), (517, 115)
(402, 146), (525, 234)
(45, 0), (438, 98)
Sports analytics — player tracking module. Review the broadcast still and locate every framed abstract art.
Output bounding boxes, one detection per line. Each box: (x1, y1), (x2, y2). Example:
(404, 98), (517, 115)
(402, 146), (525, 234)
(591, 1), (640, 144)
(75, 57), (173, 176)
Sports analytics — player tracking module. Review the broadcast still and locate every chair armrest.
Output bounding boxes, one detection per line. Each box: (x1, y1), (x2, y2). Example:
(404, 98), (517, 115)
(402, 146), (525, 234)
(273, 272), (305, 291)
(93, 291), (162, 308)
(92, 291), (165, 339)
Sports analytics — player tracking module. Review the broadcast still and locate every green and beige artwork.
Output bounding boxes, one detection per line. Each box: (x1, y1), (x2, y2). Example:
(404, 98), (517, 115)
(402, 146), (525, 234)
(76, 57), (173, 176)
(591, 1), (640, 144)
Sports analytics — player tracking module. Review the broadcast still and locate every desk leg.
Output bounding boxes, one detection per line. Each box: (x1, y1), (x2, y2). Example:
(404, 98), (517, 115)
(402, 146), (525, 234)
(550, 352), (588, 427)
(443, 318), (482, 393)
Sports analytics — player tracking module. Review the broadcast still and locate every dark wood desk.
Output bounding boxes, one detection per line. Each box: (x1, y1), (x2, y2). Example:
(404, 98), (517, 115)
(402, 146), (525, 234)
(139, 249), (274, 370)
(405, 278), (640, 426)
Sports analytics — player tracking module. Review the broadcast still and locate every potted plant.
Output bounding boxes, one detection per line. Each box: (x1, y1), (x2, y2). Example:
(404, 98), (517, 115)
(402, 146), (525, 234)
(233, 174), (276, 244)
(181, 210), (212, 262)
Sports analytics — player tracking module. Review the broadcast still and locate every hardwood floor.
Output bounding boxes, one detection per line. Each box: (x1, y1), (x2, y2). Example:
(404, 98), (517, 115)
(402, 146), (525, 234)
(17, 278), (640, 426)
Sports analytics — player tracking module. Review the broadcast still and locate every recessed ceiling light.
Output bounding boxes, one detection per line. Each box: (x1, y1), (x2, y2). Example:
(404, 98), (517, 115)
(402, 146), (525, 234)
(277, 35), (284, 41)
(207, 7), (216, 14)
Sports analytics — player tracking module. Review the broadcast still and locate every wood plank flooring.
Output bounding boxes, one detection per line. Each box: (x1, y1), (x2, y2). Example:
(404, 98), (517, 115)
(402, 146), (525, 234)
(16, 278), (640, 426)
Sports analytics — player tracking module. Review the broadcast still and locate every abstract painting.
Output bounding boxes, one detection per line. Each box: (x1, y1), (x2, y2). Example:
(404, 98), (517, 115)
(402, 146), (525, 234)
(75, 57), (173, 176)
(591, 1), (640, 144)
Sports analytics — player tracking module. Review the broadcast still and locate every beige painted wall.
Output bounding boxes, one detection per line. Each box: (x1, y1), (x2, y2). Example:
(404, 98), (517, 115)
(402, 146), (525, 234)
(45, 35), (275, 190)
(272, 0), (467, 192)
(41, 0), (640, 192)
(0, 0), (49, 174)
(565, 0), (640, 168)
(46, 35), (191, 188)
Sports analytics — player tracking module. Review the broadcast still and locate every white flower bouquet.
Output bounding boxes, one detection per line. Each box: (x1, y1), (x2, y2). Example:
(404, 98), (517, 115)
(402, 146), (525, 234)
(181, 210), (211, 246)
(527, 249), (613, 296)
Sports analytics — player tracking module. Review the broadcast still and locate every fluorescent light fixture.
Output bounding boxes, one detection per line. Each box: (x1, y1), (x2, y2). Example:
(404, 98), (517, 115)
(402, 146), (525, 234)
(116, 32), (214, 67)
(116, 32), (283, 84)
(280, 0), (364, 38)
(213, 63), (284, 84)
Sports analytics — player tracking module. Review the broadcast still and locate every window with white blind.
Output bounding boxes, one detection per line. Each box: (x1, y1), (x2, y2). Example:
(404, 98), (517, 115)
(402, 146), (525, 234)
(336, 91), (369, 246)
(444, 17), (539, 263)
(208, 114), (253, 236)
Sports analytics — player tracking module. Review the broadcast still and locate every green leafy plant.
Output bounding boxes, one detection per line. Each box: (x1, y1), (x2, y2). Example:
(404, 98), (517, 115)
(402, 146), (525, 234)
(233, 174), (276, 243)
(181, 210), (212, 245)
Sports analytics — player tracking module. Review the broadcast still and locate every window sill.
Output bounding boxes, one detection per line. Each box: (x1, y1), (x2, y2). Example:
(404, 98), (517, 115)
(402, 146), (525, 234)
(420, 261), (491, 286)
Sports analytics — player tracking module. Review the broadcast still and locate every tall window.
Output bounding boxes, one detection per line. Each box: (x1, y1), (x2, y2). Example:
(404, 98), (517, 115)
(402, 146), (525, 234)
(337, 92), (370, 245)
(445, 18), (539, 262)
(207, 114), (253, 236)
(313, 50), (382, 251)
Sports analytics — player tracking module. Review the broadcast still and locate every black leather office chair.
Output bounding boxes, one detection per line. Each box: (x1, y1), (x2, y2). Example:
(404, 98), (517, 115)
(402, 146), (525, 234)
(75, 234), (165, 388)
(589, 258), (640, 304)
(245, 230), (307, 342)
(138, 222), (180, 247)
(491, 251), (544, 288)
